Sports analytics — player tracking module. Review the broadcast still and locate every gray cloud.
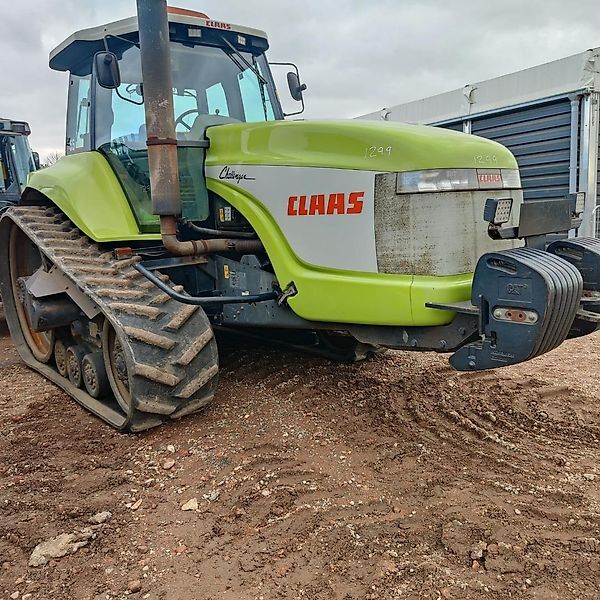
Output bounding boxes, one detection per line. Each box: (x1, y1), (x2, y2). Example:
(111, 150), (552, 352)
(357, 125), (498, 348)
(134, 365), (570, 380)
(1, 0), (599, 159)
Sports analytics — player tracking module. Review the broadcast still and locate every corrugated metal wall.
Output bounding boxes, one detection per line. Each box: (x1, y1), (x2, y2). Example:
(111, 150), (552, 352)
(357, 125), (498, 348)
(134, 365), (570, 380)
(597, 129), (600, 235)
(437, 98), (574, 202)
(441, 122), (463, 133)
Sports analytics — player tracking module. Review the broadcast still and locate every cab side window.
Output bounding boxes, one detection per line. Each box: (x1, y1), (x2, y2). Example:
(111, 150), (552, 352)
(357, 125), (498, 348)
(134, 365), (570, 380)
(66, 75), (91, 153)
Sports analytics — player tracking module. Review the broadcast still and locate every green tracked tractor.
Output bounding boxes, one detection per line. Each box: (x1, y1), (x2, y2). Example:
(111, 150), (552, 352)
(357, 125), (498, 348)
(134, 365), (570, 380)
(1, 1), (599, 431)
(0, 119), (38, 211)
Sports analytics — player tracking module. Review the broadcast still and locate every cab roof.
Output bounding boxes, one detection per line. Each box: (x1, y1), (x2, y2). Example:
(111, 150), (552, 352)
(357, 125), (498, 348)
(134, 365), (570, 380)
(0, 119), (31, 136)
(50, 6), (269, 74)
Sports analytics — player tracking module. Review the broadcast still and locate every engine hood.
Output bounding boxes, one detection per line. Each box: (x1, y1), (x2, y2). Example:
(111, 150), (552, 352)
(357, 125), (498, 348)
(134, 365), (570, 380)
(204, 119), (518, 172)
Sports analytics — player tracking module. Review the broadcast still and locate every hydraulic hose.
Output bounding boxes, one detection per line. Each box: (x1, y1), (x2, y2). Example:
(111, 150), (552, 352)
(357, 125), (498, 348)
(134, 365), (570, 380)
(179, 218), (257, 239)
(160, 216), (263, 257)
(133, 262), (278, 305)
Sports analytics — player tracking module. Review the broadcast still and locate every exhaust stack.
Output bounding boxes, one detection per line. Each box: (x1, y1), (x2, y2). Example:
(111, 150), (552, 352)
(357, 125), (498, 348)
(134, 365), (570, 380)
(136, 0), (263, 258)
(137, 0), (200, 257)
(136, 0), (180, 218)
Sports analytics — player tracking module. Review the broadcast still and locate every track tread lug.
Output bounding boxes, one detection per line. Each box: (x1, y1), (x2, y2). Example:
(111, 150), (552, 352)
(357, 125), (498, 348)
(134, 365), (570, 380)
(109, 303), (163, 319)
(134, 363), (182, 387)
(175, 363), (219, 399)
(149, 293), (171, 305)
(163, 304), (199, 332)
(123, 326), (176, 350)
(174, 329), (214, 366)
(170, 395), (212, 418)
(95, 288), (148, 300)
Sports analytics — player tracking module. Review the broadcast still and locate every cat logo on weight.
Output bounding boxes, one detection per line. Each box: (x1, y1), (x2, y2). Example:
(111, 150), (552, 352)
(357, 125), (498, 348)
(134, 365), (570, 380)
(506, 282), (527, 296)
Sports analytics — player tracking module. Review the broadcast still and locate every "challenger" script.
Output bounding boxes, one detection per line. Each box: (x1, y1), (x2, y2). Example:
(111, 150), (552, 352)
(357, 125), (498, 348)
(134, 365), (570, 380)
(287, 192), (365, 216)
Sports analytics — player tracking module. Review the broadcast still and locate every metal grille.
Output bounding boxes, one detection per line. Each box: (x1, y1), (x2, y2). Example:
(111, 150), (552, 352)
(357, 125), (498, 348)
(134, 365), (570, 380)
(373, 173), (521, 276)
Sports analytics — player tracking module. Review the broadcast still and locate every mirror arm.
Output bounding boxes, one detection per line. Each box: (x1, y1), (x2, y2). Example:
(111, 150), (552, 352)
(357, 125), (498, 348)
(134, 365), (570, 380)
(103, 33), (140, 52)
(282, 95), (305, 118)
(115, 87), (144, 106)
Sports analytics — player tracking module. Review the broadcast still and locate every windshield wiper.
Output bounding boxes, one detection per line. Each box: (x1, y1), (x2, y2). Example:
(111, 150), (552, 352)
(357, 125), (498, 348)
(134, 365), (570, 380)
(218, 38), (269, 121)
(219, 36), (268, 85)
(221, 49), (247, 76)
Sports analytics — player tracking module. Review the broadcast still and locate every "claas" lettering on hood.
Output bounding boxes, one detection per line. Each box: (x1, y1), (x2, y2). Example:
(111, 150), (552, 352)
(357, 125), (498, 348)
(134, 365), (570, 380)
(287, 192), (365, 216)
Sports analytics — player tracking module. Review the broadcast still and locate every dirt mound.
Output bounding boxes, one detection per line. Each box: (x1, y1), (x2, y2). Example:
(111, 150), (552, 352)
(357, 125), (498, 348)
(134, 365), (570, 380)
(1, 327), (599, 599)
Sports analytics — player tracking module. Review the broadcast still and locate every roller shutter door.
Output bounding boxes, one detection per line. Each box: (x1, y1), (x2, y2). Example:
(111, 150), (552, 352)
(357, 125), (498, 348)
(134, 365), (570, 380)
(468, 99), (573, 202)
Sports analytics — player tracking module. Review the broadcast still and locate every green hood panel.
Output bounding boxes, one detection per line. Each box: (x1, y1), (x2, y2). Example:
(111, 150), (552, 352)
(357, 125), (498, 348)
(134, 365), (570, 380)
(208, 177), (472, 326)
(206, 119), (517, 172)
(24, 152), (159, 242)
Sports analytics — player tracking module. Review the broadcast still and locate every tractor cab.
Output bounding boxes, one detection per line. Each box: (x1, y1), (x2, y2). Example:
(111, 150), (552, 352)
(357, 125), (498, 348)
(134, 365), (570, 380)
(0, 119), (38, 209)
(50, 7), (290, 231)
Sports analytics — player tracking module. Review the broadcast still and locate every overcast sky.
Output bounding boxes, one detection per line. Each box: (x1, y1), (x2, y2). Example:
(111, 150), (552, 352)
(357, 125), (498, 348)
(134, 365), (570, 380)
(2, 0), (599, 160)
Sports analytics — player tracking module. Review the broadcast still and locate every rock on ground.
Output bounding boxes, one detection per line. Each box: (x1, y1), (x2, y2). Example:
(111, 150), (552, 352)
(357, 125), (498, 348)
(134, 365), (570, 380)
(29, 529), (95, 567)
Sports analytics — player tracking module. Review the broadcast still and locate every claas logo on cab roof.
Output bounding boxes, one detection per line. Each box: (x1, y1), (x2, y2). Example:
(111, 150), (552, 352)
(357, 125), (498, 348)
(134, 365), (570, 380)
(167, 6), (233, 30)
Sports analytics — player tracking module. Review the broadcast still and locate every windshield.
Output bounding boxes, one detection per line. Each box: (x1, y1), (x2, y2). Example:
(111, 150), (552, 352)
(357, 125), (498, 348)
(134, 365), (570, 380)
(0, 135), (35, 198)
(95, 42), (280, 148)
(93, 41), (281, 231)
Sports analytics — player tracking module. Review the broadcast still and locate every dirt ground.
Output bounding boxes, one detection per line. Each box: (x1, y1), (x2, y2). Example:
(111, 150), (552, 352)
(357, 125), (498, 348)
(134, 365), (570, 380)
(1, 308), (599, 600)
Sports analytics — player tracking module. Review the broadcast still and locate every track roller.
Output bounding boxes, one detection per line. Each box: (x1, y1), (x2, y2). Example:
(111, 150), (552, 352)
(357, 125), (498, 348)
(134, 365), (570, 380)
(53, 339), (69, 377)
(82, 352), (111, 399)
(66, 345), (87, 388)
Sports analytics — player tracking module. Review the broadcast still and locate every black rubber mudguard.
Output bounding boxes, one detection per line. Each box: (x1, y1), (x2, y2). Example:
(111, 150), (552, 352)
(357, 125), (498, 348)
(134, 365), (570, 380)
(450, 247), (583, 371)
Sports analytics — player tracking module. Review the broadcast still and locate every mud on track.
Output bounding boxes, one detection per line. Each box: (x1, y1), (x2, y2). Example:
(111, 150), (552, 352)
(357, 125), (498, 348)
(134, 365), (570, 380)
(0, 311), (599, 599)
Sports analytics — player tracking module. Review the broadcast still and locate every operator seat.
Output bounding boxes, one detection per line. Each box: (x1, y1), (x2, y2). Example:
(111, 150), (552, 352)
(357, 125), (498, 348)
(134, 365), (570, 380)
(185, 113), (240, 142)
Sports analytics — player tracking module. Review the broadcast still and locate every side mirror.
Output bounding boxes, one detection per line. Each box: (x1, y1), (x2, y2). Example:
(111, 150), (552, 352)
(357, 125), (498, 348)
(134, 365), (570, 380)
(287, 71), (307, 102)
(32, 152), (40, 170)
(94, 51), (121, 89)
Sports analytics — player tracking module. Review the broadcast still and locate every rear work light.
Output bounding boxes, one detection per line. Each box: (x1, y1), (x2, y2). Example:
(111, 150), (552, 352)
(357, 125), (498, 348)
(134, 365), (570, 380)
(396, 168), (521, 194)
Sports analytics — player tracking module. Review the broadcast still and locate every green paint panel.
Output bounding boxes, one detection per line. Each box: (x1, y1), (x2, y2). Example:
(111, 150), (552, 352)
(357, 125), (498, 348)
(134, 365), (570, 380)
(206, 119), (517, 172)
(208, 178), (473, 326)
(25, 152), (160, 242)
(23, 123), (496, 327)
(411, 273), (473, 325)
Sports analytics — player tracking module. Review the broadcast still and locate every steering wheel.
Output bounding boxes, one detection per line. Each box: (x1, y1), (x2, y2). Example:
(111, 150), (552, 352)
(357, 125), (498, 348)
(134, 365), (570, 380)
(175, 109), (200, 132)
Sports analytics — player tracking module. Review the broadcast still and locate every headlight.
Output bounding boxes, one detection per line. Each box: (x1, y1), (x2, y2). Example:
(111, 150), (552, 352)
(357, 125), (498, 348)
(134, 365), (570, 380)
(396, 168), (521, 194)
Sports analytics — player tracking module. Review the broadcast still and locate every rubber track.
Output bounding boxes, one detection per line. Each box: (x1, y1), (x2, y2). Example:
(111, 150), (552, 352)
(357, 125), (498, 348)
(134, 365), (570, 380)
(1, 205), (219, 431)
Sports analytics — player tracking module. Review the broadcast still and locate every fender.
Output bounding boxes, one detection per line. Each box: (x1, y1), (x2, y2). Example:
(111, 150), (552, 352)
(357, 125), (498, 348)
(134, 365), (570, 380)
(22, 151), (160, 243)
